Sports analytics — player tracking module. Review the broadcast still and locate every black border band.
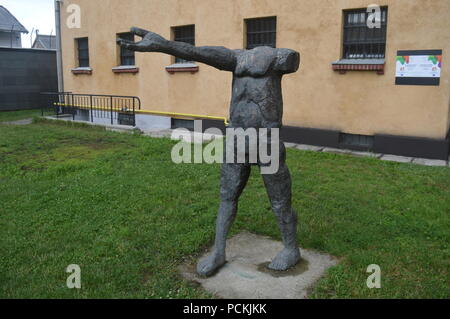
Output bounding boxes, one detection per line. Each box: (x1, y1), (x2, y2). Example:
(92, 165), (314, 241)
(395, 77), (440, 86)
(397, 49), (442, 56)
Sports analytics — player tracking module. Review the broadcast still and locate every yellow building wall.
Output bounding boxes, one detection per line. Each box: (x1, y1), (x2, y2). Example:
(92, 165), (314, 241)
(60, 0), (450, 139)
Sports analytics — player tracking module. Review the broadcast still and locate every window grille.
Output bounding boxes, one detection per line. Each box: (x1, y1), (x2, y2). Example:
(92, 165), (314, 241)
(173, 25), (195, 63)
(117, 33), (136, 66)
(76, 38), (89, 67)
(246, 17), (276, 49)
(343, 8), (388, 59)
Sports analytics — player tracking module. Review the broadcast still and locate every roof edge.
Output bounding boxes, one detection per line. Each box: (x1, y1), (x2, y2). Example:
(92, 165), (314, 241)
(0, 5), (29, 33)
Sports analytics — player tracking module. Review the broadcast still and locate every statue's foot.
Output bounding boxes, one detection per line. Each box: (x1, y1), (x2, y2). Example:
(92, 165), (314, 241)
(268, 248), (301, 271)
(196, 250), (226, 277)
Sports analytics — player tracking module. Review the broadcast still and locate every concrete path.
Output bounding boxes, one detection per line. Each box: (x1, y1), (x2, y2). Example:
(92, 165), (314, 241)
(39, 117), (450, 168)
(1, 118), (33, 125)
(154, 128), (449, 167)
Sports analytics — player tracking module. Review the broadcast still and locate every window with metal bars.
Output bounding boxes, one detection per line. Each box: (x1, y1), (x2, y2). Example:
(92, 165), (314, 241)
(76, 37), (89, 67)
(339, 133), (374, 150)
(173, 25), (195, 63)
(343, 7), (388, 59)
(246, 17), (276, 49)
(117, 32), (136, 66)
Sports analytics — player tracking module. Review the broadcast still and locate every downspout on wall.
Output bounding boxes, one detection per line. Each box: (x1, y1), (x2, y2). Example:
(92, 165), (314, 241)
(55, 0), (64, 92)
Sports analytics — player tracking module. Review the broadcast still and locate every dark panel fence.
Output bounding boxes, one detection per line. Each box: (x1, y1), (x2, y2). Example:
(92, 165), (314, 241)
(0, 47), (57, 111)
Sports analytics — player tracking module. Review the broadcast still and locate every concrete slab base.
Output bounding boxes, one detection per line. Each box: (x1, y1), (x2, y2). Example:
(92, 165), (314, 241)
(350, 151), (382, 158)
(322, 147), (351, 155)
(295, 144), (324, 152)
(44, 116), (137, 133)
(284, 142), (297, 148)
(380, 154), (413, 163)
(412, 158), (448, 167)
(180, 232), (337, 299)
(143, 128), (174, 138)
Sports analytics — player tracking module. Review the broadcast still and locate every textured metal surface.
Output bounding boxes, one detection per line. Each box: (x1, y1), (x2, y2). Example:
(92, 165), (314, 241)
(0, 48), (57, 111)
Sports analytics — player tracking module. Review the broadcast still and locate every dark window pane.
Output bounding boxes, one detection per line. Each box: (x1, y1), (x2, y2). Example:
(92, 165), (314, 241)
(173, 25), (195, 63)
(79, 58), (89, 67)
(117, 32), (136, 66)
(79, 49), (89, 59)
(245, 16), (276, 49)
(343, 7), (388, 59)
(77, 38), (89, 67)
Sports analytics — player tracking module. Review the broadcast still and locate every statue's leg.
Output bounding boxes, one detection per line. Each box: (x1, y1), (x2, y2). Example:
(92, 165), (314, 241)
(260, 159), (300, 271)
(197, 162), (251, 277)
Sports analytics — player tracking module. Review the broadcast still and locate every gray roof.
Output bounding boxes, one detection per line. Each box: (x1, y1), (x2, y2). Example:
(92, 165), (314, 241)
(0, 6), (28, 33)
(32, 34), (56, 49)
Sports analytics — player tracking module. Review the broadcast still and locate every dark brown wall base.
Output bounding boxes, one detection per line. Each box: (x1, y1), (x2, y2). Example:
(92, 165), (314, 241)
(187, 119), (450, 160)
(374, 135), (449, 160)
(282, 125), (449, 160)
(202, 119), (227, 135)
(281, 126), (340, 148)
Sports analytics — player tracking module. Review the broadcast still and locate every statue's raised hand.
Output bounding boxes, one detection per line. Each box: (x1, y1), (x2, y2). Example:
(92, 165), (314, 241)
(117, 27), (167, 52)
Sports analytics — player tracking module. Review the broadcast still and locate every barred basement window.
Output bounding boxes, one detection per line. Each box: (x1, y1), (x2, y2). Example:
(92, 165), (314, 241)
(343, 7), (388, 59)
(339, 133), (374, 150)
(172, 118), (194, 131)
(117, 32), (135, 66)
(246, 17), (276, 49)
(76, 37), (89, 67)
(173, 25), (195, 63)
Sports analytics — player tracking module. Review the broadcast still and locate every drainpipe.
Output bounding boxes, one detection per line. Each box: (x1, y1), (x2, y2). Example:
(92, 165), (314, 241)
(10, 25), (14, 48)
(55, 0), (64, 92)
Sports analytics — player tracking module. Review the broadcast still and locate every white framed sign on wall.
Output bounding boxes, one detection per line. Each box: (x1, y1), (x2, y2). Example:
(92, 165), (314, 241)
(395, 50), (442, 86)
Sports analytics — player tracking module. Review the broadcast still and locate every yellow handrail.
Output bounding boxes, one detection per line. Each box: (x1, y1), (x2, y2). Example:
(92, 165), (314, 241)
(136, 109), (228, 125)
(53, 102), (229, 125)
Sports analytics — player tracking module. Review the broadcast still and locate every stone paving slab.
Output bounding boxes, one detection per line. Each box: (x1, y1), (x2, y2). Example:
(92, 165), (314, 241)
(380, 154), (413, 163)
(284, 142), (297, 148)
(322, 147), (351, 155)
(180, 232), (338, 299)
(349, 151), (383, 158)
(295, 144), (324, 152)
(412, 158), (448, 167)
(143, 128), (174, 138)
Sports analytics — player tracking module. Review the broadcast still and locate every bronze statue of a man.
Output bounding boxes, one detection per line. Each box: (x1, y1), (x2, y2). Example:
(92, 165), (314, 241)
(118, 27), (301, 277)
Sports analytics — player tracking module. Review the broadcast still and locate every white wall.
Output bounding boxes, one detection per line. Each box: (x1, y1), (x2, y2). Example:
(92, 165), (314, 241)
(0, 31), (22, 48)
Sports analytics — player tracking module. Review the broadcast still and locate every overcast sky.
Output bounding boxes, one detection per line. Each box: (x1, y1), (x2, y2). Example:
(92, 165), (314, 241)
(0, 0), (55, 48)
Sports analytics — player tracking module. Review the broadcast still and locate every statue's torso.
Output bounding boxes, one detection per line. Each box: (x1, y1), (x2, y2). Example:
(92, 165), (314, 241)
(230, 47), (284, 129)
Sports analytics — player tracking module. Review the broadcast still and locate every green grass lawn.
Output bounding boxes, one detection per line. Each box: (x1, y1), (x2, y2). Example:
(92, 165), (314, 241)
(0, 113), (449, 298)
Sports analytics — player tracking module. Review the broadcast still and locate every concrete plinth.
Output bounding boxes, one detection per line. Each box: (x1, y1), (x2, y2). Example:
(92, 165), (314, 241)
(180, 232), (337, 299)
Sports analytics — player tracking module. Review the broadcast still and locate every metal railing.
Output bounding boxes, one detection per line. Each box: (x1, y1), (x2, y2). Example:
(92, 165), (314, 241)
(40, 92), (141, 126)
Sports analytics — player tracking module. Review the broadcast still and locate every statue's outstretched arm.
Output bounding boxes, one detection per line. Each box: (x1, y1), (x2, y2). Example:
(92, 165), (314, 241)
(117, 27), (237, 72)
